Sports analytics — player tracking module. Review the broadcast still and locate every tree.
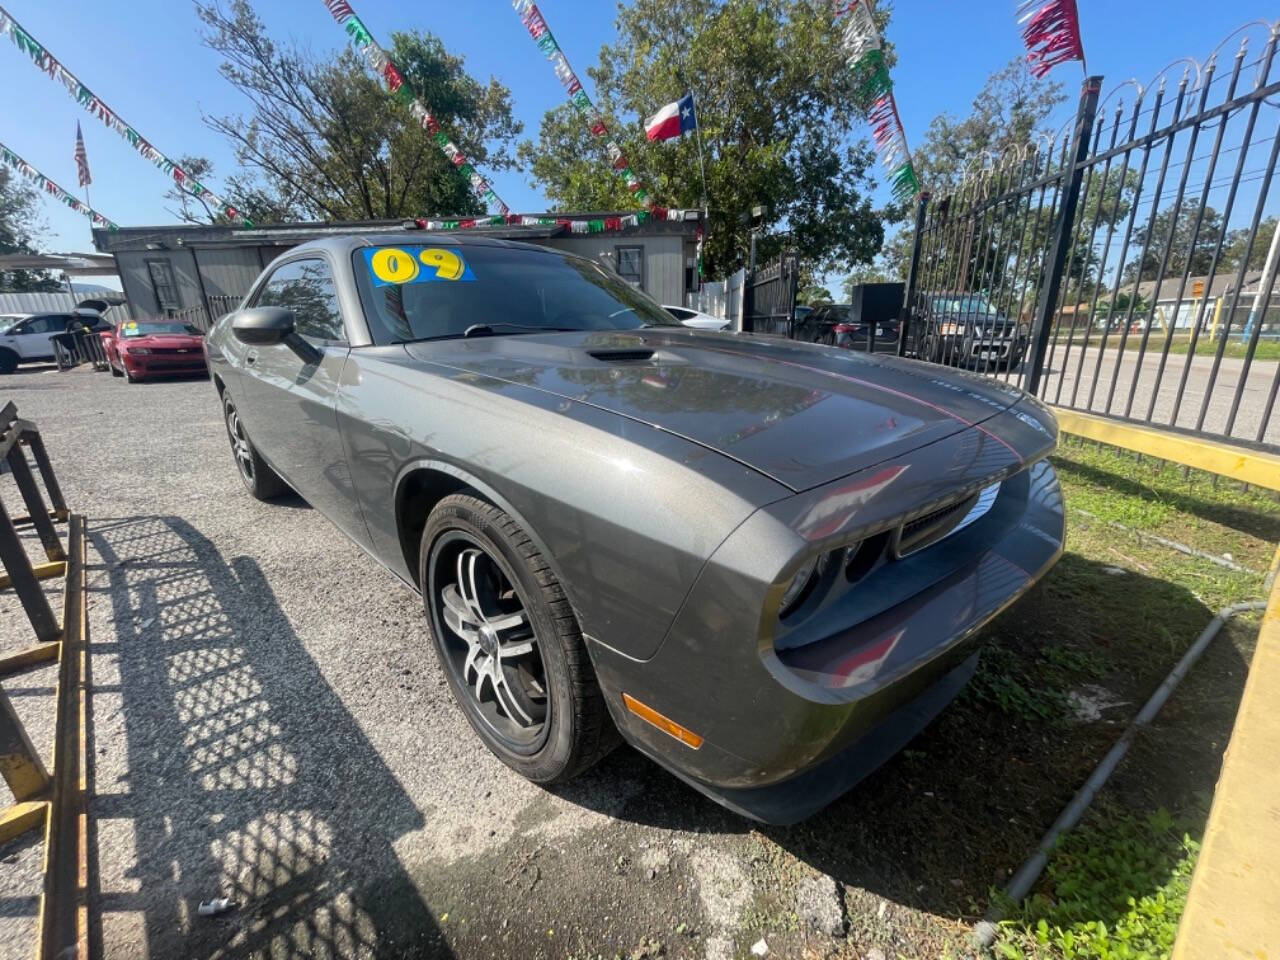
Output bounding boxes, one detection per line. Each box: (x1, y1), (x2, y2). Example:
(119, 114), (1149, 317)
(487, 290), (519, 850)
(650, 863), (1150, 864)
(1123, 201), (1225, 284)
(518, 0), (887, 278)
(798, 284), (833, 305)
(196, 0), (521, 222)
(0, 167), (60, 292)
(164, 155), (221, 224)
(880, 59), (1068, 281)
(841, 263), (895, 300)
(1222, 217), (1277, 275)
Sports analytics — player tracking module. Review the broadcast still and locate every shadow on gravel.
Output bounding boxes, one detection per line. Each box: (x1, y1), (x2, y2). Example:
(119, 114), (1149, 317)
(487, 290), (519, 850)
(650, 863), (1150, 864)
(89, 515), (449, 959)
(558, 554), (1247, 932)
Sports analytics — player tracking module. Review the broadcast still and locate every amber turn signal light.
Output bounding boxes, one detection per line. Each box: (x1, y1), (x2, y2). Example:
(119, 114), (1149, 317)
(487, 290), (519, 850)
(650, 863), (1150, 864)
(622, 693), (704, 749)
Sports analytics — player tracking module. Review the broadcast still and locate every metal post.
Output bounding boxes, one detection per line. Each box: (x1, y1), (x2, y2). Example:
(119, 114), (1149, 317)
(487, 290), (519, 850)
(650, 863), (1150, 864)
(0, 686), (50, 800)
(5, 446), (64, 561)
(744, 231), (758, 334)
(1024, 76), (1103, 397)
(898, 191), (931, 356)
(1242, 214), (1280, 344)
(0, 496), (60, 643)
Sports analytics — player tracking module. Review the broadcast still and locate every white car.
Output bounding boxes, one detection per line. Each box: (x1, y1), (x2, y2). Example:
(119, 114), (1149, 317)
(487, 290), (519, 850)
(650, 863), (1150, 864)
(664, 305), (731, 331)
(0, 311), (107, 373)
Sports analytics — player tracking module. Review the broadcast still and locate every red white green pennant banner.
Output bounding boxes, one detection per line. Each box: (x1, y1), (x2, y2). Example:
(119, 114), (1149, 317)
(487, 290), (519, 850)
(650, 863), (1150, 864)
(415, 208), (686, 233)
(0, 139), (117, 231)
(321, 0), (509, 216)
(0, 5), (249, 226)
(833, 1), (920, 203)
(1016, 0), (1086, 77)
(511, 1), (656, 210)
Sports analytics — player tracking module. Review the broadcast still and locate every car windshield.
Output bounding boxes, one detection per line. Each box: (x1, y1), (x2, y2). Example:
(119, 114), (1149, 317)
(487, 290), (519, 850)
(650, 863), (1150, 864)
(351, 242), (680, 344)
(826, 305), (852, 321)
(930, 295), (999, 316)
(121, 321), (200, 338)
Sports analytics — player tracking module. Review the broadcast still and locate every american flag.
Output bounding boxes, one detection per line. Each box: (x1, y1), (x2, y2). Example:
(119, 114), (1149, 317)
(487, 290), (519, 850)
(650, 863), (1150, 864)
(74, 121), (91, 187)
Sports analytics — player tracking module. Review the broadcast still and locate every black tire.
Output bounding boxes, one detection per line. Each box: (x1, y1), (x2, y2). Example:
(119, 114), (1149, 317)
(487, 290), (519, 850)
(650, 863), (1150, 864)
(421, 494), (617, 784)
(0, 349), (17, 375)
(221, 393), (289, 500)
(110, 360), (124, 378)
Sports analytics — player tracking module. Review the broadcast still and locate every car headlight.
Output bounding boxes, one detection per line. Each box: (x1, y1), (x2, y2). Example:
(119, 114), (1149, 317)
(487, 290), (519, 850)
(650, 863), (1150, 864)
(1018, 322), (1029, 337)
(938, 322), (964, 337)
(125, 346), (152, 355)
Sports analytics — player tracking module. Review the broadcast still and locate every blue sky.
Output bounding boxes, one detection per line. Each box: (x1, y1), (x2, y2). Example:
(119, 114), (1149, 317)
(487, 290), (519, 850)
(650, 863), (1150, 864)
(1, 0), (1270, 283)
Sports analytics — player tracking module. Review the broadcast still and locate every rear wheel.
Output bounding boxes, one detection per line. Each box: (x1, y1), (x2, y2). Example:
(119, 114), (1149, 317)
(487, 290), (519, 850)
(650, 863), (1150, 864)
(222, 394), (289, 500)
(0, 349), (17, 375)
(421, 494), (617, 783)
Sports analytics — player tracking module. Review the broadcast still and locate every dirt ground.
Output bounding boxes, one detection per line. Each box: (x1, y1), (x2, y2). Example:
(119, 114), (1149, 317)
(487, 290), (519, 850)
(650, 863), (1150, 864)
(0, 364), (1273, 960)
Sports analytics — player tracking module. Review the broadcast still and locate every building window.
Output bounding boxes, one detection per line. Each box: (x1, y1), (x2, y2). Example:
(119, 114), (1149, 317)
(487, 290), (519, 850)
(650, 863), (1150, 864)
(146, 259), (181, 312)
(615, 245), (644, 289)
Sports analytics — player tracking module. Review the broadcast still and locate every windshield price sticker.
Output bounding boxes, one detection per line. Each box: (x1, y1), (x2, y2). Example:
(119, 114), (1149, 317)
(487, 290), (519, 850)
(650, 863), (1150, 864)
(364, 246), (476, 287)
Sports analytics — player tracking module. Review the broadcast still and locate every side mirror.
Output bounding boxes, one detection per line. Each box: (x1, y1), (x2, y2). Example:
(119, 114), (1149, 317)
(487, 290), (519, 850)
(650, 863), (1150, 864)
(231, 307), (321, 364)
(232, 307), (294, 345)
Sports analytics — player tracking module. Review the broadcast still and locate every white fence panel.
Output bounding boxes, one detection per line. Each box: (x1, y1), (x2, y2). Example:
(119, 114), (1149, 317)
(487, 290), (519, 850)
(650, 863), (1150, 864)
(687, 268), (745, 329)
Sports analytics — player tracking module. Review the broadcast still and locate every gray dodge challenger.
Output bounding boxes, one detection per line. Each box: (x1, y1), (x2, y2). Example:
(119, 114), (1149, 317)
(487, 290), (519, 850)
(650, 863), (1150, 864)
(207, 233), (1065, 824)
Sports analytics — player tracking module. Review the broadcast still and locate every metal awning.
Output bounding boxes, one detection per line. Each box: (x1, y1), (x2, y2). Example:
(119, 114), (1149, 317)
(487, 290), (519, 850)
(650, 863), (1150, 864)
(0, 253), (119, 277)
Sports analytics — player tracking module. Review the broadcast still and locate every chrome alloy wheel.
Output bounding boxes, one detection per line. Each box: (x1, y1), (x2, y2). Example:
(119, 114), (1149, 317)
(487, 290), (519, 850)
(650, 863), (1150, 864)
(225, 404), (255, 484)
(433, 538), (549, 750)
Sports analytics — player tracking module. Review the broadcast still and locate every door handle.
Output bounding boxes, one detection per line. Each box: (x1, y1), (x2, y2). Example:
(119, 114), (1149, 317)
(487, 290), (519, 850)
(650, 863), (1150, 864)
(246, 350), (258, 365)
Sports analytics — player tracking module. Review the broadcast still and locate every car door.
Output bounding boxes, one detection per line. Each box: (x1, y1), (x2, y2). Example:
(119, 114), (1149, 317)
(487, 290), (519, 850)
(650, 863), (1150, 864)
(239, 256), (371, 547)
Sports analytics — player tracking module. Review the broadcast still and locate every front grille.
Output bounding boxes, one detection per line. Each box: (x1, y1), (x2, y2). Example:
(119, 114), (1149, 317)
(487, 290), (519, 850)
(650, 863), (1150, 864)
(894, 494), (977, 557)
(148, 347), (202, 355)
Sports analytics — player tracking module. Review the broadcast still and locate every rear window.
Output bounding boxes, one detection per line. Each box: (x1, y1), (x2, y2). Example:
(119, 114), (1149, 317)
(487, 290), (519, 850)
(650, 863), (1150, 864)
(351, 242), (680, 344)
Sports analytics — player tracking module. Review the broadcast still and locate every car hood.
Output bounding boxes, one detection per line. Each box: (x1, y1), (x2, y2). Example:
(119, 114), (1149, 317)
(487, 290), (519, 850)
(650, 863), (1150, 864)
(120, 335), (204, 348)
(405, 329), (1025, 492)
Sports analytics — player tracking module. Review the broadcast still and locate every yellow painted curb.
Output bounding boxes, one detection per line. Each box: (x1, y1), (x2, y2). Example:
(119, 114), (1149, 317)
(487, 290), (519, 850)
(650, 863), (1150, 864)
(1171, 571), (1280, 959)
(1049, 407), (1280, 493)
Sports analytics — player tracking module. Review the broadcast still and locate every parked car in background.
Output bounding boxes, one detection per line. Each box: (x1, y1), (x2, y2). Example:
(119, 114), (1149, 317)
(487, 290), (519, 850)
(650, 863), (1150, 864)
(917, 293), (1029, 370)
(804, 303), (899, 352)
(664, 304), (730, 331)
(206, 233), (1063, 824)
(102, 319), (207, 382)
(0, 312), (108, 373)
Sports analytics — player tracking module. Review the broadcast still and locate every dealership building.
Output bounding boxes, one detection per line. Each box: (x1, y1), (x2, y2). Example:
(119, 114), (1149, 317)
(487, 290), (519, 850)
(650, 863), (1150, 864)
(92, 211), (704, 328)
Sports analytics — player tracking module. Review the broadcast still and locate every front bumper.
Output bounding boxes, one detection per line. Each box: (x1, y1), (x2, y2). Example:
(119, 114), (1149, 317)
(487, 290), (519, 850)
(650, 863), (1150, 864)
(938, 333), (1026, 366)
(122, 352), (209, 378)
(588, 401), (1064, 823)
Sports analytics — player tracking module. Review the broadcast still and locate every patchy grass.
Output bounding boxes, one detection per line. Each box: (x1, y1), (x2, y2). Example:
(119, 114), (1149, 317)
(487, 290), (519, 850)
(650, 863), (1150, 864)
(971, 440), (1275, 960)
(995, 803), (1202, 960)
(1162, 334), (1280, 362)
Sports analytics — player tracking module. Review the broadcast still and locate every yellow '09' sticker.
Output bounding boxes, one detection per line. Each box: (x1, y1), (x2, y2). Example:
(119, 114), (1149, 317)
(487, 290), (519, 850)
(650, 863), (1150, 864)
(364, 245), (476, 287)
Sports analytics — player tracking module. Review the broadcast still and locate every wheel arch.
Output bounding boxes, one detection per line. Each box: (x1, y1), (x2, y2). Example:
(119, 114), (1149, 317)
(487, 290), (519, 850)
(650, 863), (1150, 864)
(393, 460), (579, 619)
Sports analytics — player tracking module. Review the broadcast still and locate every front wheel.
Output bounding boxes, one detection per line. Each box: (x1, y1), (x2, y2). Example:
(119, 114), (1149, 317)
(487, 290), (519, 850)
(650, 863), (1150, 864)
(421, 494), (617, 784)
(0, 349), (17, 375)
(222, 394), (289, 500)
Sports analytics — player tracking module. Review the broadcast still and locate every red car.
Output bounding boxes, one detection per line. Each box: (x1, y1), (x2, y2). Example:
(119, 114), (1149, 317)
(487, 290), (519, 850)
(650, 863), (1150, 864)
(101, 319), (208, 382)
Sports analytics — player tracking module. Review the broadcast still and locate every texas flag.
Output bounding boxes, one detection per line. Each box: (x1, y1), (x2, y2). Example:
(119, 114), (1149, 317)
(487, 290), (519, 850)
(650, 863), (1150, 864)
(644, 93), (697, 142)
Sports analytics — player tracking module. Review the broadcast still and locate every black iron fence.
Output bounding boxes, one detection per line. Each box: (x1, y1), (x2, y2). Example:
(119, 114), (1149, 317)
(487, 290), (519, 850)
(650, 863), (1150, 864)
(744, 253), (799, 336)
(171, 294), (244, 333)
(899, 22), (1280, 452)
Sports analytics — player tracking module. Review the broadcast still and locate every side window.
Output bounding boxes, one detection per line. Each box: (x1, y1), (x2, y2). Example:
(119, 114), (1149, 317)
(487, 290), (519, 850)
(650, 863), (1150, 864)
(24, 316), (65, 335)
(146, 259), (182, 312)
(615, 245), (644, 289)
(257, 258), (346, 343)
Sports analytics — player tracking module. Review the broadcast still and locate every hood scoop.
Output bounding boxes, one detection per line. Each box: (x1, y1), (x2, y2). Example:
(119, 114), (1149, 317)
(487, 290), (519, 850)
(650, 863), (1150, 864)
(587, 348), (655, 363)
